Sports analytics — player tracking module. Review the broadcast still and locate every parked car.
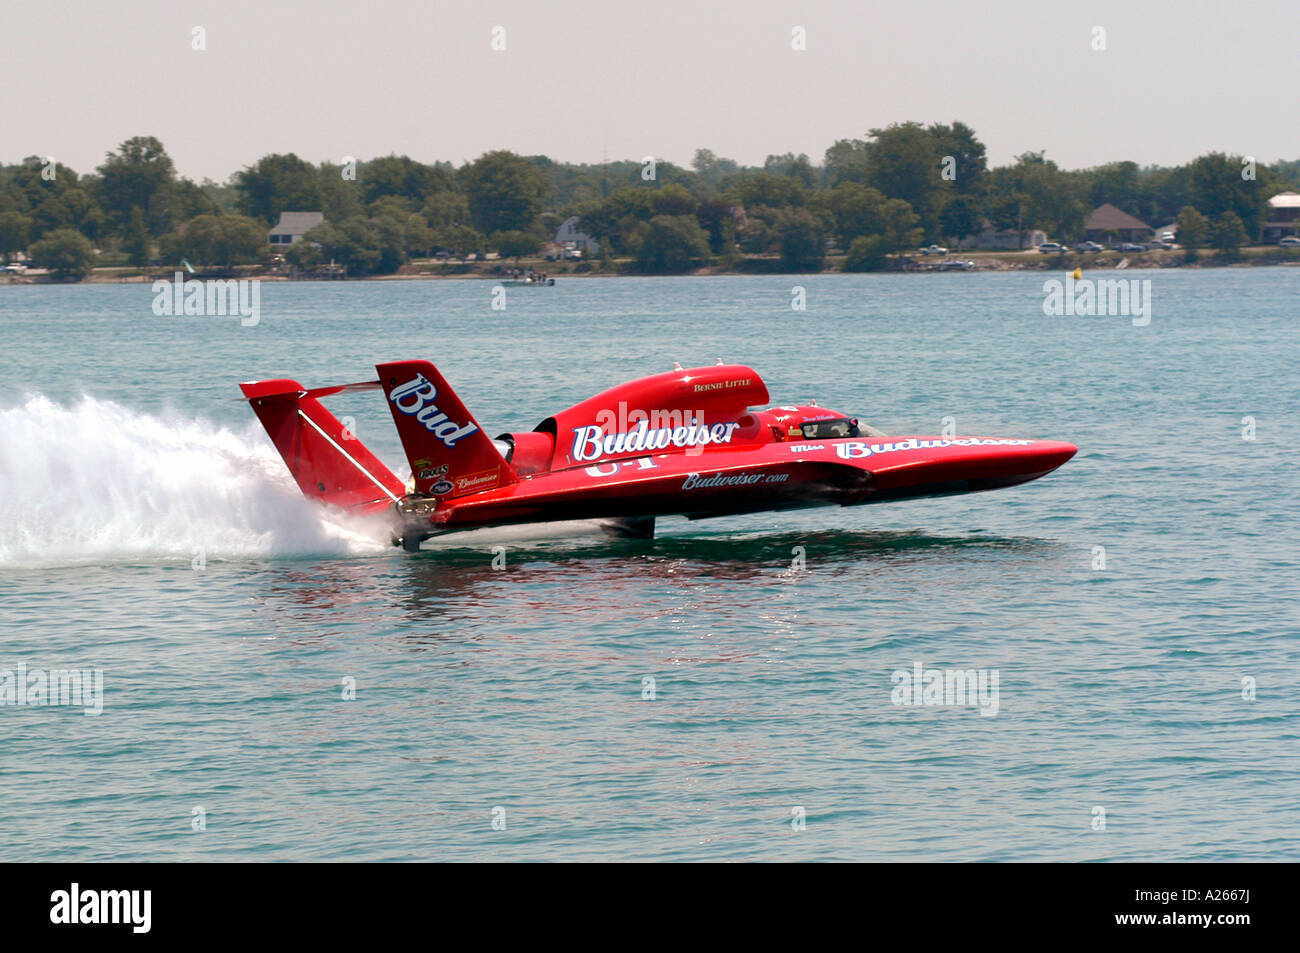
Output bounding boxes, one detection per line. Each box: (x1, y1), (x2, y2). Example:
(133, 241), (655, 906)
(1160, 231), (1176, 242)
(1, 263), (27, 274)
(1279, 236), (1300, 247)
(1074, 241), (1104, 253)
(1037, 242), (1067, 253)
(919, 244), (948, 256)
(1117, 242), (1147, 252)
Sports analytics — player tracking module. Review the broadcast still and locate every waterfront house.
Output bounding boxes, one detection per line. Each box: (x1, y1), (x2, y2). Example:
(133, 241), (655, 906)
(1083, 204), (1153, 244)
(554, 216), (600, 255)
(958, 222), (1046, 250)
(268, 211), (325, 247)
(1261, 192), (1300, 241)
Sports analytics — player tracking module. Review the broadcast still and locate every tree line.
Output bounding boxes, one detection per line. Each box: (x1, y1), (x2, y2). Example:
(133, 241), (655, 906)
(2, 124), (1297, 280)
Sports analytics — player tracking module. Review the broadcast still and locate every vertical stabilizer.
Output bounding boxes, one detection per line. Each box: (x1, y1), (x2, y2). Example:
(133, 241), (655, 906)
(375, 360), (518, 498)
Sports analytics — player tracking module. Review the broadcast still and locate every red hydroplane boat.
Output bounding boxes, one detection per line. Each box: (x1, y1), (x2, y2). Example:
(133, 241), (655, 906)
(240, 360), (1076, 551)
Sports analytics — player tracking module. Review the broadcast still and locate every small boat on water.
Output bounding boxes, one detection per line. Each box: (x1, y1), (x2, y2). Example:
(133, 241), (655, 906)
(500, 271), (555, 286)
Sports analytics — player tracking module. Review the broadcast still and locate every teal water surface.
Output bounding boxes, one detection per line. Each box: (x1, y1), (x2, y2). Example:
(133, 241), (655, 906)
(0, 269), (1297, 860)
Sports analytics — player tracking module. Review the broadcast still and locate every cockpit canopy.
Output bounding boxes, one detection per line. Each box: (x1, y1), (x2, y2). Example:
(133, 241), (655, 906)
(797, 417), (861, 439)
(758, 405), (887, 441)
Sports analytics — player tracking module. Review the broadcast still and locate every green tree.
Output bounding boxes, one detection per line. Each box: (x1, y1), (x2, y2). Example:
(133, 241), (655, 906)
(433, 223), (485, 258)
(404, 213), (436, 259)
(316, 160), (363, 222)
(0, 211), (32, 262)
(773, 208), (825, 271)
(460, 151), (546, 235)
(1177, 206), (1207, 262)
(1190, 153), (1267, 237)
(575, 188), (654, 254)
(996, 152), (1086, 242)
(122, 207), (152, 266)
(731, 172), (808, 209)
(575, 184), (700, 256)
(360, 155), (453, 206)
(862, 122), (945, 235)
(692, 148), (740, 190)
(842, 235), (890, 272)
(283, 238), (323, 271)
(421, 189), (472, 229)
(29, 228), (95, 280)
(301, 217), (383, 274)
(764, 152), (817, 188)
(650, 183), (700, 218)
(31, 186), (106, 242)
(823, 183), (924, 251)
(96, 136), (176, 235)
(168, 178), (219, 224)
(939, 195), (983, 249)
(492, 229), (541, 261)
(629, 215), (710, 274)
(928, 121), (988, 195)
(365, 204), (411, 273)
(234, 154), (324, 223)
(1210, 210), (1248, 260)
(696, 200), (738, 254)
(824, 138), (871, 186)
(165, 214), (267, 267)
(826, 183), (885, 247)
(1084, 161), (1142, 215)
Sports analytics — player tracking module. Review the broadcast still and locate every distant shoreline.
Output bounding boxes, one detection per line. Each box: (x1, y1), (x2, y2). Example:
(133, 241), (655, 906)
(4, 245), (1299, 285)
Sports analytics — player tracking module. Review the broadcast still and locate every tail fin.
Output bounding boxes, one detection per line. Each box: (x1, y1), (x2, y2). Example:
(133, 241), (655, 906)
(376, 360), (518, 498)
(240, 378), (405, 512)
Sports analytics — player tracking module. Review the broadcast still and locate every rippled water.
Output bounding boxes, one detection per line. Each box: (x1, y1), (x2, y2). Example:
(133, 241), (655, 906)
(1, 269), (1297, 860)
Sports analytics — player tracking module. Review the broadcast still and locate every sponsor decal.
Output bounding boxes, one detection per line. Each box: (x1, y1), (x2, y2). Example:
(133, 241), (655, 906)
(430, 480), (454, 496)
(455, 467), (500, 492)
(389, 375), (479, 447)
(584, 457), (660, 478)
(412, 458), (432, 469)
(682, 471), (790, 490)
(692, 377), (752, 393)
(836, 438), (1035, 459)
(571, 419), (740, 462)
(788, 444), (825, 452)
(416, 464), (448, 482)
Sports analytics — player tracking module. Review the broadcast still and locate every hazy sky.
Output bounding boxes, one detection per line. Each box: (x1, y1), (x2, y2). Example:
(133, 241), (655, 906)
(3, 0), (1297, 181)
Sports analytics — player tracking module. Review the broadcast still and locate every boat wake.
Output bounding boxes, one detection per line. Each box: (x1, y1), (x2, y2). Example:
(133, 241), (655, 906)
(0, 394), (392, 567)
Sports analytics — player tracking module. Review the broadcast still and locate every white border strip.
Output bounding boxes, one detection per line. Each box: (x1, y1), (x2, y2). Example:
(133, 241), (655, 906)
(297, 410), (401, 503)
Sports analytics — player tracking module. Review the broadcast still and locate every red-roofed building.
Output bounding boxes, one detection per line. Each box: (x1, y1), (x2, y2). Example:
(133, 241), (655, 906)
(1083, 204), (1153, 244)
